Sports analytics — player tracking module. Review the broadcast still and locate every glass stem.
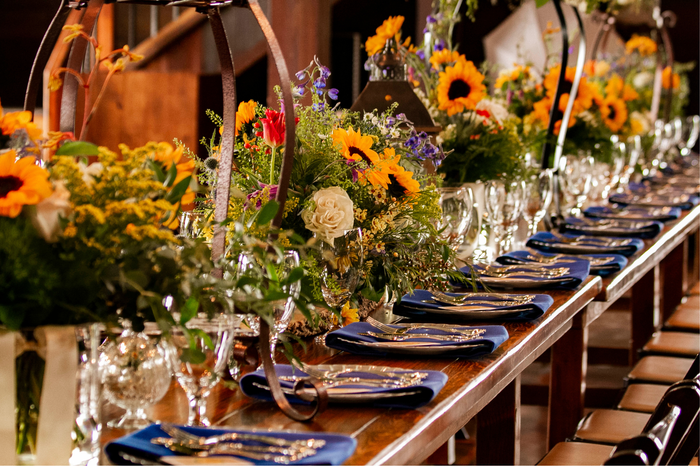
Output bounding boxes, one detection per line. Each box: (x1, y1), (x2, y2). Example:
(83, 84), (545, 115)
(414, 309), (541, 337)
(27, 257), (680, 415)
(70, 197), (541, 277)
(188, 395), (209, 426)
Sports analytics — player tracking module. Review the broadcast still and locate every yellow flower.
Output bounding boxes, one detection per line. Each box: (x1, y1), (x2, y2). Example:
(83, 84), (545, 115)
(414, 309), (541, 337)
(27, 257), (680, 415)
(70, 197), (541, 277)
(625, 35), (657, 56)
(604, 74), (624, 98)
(429, 50), (462, 70)
(622, 84), (639, 102)
(0, 151), (53, 218)
(235, 100), (257, 135)
(600, 96), (628, 133)
(48, 75), (63, 92)
(339, 301), (359, 326)
(0, 104), (42, 140)
(583, 60), (610, 77)
(528, 97), (576, 135)
(365, 16), (404, 55)
(543, 65), (594, 116)
(542, 21), (560, 37)
(62, 24), (84, 43)
(380, 148), (419, 197)
(630, 117), (644, 135)
(662, 67), (680, 90)
(494, 64), (530, 89)
(331, 127), (392, 189)
(436, 58), (486, 116)
(152, 142), (196, 205)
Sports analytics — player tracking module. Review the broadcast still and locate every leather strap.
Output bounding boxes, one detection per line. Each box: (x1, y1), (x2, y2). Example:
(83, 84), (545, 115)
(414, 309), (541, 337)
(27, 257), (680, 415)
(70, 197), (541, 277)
(60, 0), (104, 134)
(24, 0), (74, 115)
(258, 319), (328, 421)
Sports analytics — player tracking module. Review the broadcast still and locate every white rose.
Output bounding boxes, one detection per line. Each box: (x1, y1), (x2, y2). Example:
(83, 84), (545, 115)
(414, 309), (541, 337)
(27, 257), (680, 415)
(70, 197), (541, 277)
(31, 181), (72, 243)
(633, 71), (653, 89)
(78, 162), (104, 187)
(301, 186), (354, 246)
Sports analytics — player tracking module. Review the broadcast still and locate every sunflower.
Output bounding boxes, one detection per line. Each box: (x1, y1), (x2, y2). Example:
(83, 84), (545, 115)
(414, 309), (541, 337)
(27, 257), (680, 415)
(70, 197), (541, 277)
(437, 59), (486, 116)
(0, 103), (42, 140)
(152, 142), (196, 206)
(583, 60), (610, 78)
(365, 16), (404, 55)
(332, 127), (391, 189)
(625, 35), (657, 56)
(0, 150), (53, 218)
(429, 50), (462, 70)
(604, 74), (624, 98)
(235, 100), (257, 135)
(600, 96), (628, 133)
(662, 67), (680, 90)
(528, 97), (575, 135)
(543, 65), (594, 116)
(379, 148), (419, 197)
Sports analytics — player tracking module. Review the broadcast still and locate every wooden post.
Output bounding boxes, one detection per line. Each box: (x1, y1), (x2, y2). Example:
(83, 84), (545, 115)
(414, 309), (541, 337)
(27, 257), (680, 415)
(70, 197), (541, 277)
(267, 0), (331, 107)
(477, 375), (521, 465)
(630, 267), (659, 363)
(660, 243), (685, 322)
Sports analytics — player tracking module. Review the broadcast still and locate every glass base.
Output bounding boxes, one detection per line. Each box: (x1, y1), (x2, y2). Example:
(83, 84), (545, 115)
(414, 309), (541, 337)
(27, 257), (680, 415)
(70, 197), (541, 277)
(107, 412), (153, 430)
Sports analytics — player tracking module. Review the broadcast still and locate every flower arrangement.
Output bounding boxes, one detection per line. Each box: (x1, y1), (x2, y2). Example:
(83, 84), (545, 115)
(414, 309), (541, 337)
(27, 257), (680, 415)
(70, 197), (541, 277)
(194, 59), (459, 329)
(398, 10), (526, 184)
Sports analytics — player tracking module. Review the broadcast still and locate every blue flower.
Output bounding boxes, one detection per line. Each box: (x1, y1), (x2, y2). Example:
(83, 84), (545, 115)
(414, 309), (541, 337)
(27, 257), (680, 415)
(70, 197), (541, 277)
(434, 40), (445, 52)
(314, 78), (326, 89)
(295, 70), (306, 80)
(312, 102), (326, 111)
(295, 86), (305, 96)
(320, 65), (331, 79)
(328, 88), (339, 100)
(427, 15), (437, 23)
(416, 50), (425, 60)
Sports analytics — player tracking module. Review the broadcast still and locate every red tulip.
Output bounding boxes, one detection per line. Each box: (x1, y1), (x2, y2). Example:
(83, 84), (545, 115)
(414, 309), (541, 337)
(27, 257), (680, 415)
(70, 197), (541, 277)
(260, 109), (285, 149)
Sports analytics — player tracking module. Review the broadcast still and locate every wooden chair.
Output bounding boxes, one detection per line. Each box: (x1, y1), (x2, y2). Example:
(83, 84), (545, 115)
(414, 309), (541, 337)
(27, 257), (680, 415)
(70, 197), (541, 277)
(626, 355), (698, 385)
(641, 331), (700, 358)
(664, 296), (700, 333)
(538, 380), (700, 465)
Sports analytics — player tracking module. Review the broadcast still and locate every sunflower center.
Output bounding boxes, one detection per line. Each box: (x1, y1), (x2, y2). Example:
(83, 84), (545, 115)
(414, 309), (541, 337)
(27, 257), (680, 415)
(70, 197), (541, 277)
(387, 174), (407, 198)
(0, 176), (23, 199)
(608, 106), (617, 121)
(448, 79), (471, 100)
(349, 146), (373, 164)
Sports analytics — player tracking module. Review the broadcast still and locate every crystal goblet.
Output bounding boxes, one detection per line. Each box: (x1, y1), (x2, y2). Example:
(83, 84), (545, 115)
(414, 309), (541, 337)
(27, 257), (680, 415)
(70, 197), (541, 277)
(559, 153), (594, 217)
(436, 187), (473, 252)
(165, 313), (238, 426)
(522, 170), (553, 238)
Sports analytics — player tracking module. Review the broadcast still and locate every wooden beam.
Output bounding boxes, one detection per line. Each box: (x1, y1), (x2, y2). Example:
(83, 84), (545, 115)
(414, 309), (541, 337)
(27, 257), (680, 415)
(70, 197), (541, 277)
(96, 3), (115, 54)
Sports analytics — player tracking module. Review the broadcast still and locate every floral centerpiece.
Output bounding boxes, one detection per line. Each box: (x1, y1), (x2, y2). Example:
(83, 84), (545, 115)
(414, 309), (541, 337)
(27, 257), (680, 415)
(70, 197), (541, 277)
(194, 58), (460, 331)
(390, 10), (527, 184)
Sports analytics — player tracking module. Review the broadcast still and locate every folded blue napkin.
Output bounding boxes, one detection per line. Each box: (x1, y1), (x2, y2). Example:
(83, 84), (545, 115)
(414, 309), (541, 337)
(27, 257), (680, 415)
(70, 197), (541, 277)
(239, 364), (448, 409)
(584, 205), (681, 222)
(455, 260), (590, 290)
(560, 217), (663, 239)
(526, 232), (644, 257)
(497, 250), (627, 277)
(325, 321), (508, 358)
(609, 192), (700, 210)
(105, 424), (356, 465)
(393, 289), (553, 321)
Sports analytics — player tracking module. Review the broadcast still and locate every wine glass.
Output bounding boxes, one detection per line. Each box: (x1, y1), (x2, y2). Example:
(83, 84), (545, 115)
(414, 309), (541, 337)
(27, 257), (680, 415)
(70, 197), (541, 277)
(559, 153), (594, 217)
(497, 179), (525, 254)
(178, 211), (204, 239)
(436, 187), (473, 252)
(320, 228), (363, 310)
(165, 313), (238, 426)
(522, 170), (553, 238)
(619, 135), (642, 191)
(100, 324), (172, 430)
(484, 180), (507, 260)
(680, 115), (700, 156)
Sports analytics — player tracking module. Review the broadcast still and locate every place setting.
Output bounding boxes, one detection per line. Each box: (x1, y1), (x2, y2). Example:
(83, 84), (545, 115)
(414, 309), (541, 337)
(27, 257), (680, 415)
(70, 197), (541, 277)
(451, 259), (591, 290)
(496, 248), (628, 277)
(322, 317), (509, 358)
(392, 290), (554, 321)
(558, 216), (664, 239)
(104, 422), (357, 465)
(608, 191), (700, 210)
(526, 231), (645, 256)
(239, 361), (448, 408)
(583, 205), (681, 222)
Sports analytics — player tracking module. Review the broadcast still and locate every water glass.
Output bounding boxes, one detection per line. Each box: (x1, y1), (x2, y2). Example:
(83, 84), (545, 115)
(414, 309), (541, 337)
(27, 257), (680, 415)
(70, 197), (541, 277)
(436, 187), (473, 251)
(558, 153), (594, 217)
(522, 170), (553, 237)
(680, 115), (700, 156)
(485, 180), (525, 255)
(165, 314), (238, 426)
(320, 228), (363, 310)
(619, 135), (642, 191)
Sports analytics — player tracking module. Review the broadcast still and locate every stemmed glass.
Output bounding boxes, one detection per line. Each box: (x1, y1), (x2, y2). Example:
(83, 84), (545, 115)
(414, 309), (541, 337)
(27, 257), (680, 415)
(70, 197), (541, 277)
(485, 180), (525, 255)
(558, 153), (594, 217)
(436, 187), (473, 252)
(165, 313), (238, 426)
(522, 170), (553, 238)
(596, 136), (627, 201)
(679, 115), (700, 157)
(320, 228), (363, 310)
(619, 135), (642, 191)
(178, 211), (204, 239)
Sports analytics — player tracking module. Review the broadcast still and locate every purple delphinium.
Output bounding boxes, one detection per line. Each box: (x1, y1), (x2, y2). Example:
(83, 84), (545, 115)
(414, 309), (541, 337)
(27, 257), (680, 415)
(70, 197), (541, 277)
(328, 88), (339, 100)
(434, 39), (445, 52)
(426, 14), (437, 23)
(344, 159), (359, 183)
(416, 49), (426, 60)
(402, 129), (447, 166)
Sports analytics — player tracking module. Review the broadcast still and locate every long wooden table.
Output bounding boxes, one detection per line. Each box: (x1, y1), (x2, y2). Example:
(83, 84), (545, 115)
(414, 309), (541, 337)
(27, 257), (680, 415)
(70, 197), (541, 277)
(546, 204), (700, 449)
(102, 205), (699, 465)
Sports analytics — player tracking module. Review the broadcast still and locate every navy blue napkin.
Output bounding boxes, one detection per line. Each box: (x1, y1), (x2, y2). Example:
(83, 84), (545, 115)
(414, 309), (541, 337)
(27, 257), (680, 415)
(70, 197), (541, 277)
(526, 232), (644, 257)
(325, 321), (508, 358)
(584, 205), (681, 222)
(560, 217), (663, 239)
(239, 364), (448, 409)
(105, 424), (356, 465)
(497, 249), (627, 277)
(609, 192), (700, 210)
(393, 289), (553, 321)
(458, 260), (590, 289)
